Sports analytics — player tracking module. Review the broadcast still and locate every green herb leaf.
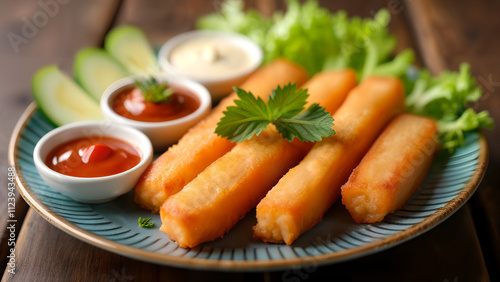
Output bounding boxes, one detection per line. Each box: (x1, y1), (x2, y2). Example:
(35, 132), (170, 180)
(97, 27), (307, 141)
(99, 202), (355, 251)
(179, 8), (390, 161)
(267, 84), (308, 118)
(275, 103), (335, 142)
(215, 83), (334, 142)
(215, 88), (271, 143)
(138, 217), (154, 228)
(134, 76), (175, 103)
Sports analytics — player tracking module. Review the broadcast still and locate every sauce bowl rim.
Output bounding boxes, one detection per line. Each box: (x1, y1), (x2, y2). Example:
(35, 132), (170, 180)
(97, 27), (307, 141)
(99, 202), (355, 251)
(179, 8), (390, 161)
(100, 75), (212, 128)
(33, 121), (153, 182)
(157, 30), (263, 84)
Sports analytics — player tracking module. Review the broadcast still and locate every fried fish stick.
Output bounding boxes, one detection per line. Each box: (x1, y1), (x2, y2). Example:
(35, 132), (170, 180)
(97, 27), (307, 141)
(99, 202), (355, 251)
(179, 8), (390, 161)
(341, 114), (438, 223)
(160, 127), (307, 248)
(302, 70), (357, 113)
(134, 59), (308, 212)
(253, 76), (405, 245)
(160, 70), (357, 248)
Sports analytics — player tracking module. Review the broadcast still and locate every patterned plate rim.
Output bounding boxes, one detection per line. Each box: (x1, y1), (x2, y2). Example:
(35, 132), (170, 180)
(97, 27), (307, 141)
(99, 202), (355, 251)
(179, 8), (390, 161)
(9, 103), (489, 271)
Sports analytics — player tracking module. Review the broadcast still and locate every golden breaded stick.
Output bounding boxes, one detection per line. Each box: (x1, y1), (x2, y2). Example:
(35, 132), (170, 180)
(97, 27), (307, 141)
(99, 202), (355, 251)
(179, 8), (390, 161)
(160, 70), (357, 248)
(341, 113), (438, 223)
(302, 69), (357, 113)
(134, 59), (309, 212)
(253, 76), (405, 245)
(160, 127), (307, 248)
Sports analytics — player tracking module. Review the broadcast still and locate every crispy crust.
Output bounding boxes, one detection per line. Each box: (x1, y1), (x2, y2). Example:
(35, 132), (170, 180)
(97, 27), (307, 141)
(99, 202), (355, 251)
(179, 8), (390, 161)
(341, 113), (438, 223)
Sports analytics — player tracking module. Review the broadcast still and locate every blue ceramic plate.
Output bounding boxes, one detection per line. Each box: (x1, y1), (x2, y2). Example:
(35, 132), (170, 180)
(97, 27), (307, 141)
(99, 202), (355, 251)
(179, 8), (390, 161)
(9, 103), (488, 271)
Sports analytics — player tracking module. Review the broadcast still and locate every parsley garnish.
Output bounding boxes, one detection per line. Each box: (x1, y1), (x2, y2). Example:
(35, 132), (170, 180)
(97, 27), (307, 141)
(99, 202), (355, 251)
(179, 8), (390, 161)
(134, 76), (175, 103)
(138, 217), (154, 228)
(215, 83), (335, 142)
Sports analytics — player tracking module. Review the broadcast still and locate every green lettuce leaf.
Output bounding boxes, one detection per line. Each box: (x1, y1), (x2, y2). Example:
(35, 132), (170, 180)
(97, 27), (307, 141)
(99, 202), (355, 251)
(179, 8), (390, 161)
(439, 109), (494, 150)
(406, 63), (494, 152)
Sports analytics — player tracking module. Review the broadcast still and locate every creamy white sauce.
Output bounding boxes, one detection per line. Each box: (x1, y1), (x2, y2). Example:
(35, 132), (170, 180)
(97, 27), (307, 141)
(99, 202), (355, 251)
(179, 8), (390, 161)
(168, 37), (252, 80)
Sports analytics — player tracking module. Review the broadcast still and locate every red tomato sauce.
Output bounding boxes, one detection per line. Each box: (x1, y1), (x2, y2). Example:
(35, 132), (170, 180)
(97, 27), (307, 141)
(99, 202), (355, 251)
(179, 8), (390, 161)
(112, 87), (200, 122)
(45, 136), (141, 177)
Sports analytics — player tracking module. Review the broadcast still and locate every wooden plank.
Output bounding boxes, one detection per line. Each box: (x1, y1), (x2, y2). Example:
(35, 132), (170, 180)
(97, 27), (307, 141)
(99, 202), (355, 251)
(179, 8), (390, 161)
(112, 0), (217, 46)
(405, 0), (500, 279)
(0, 0), (119, 278)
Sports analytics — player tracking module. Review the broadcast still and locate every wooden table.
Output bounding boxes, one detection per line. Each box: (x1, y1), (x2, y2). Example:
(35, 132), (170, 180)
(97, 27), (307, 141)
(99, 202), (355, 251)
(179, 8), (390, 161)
(1, 1), (498, 281)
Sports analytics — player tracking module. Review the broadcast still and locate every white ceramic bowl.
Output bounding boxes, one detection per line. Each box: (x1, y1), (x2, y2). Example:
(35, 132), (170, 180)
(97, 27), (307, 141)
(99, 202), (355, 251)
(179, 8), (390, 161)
(158, 30), (263, 100)
(33, 121), (153, 204)
(101, 75), (211, 151)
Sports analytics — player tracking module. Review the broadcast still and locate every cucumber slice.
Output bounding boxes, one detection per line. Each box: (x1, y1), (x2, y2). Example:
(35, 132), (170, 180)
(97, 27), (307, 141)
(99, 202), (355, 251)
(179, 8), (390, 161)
(105, 25), (158, 75)
(33, 65), (103, 126)
(74, 47), (129, 101)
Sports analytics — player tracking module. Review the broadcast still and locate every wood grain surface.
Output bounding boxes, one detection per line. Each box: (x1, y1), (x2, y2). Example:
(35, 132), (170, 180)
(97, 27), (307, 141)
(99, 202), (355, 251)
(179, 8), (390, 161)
(1, 0), (498, 281)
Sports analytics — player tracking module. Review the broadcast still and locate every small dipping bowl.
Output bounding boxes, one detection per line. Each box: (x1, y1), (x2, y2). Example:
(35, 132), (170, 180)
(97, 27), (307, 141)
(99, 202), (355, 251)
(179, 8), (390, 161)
(101, 75), (211, 151)
(158, 30), (263, 100)
(33, 121), (153, 204)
